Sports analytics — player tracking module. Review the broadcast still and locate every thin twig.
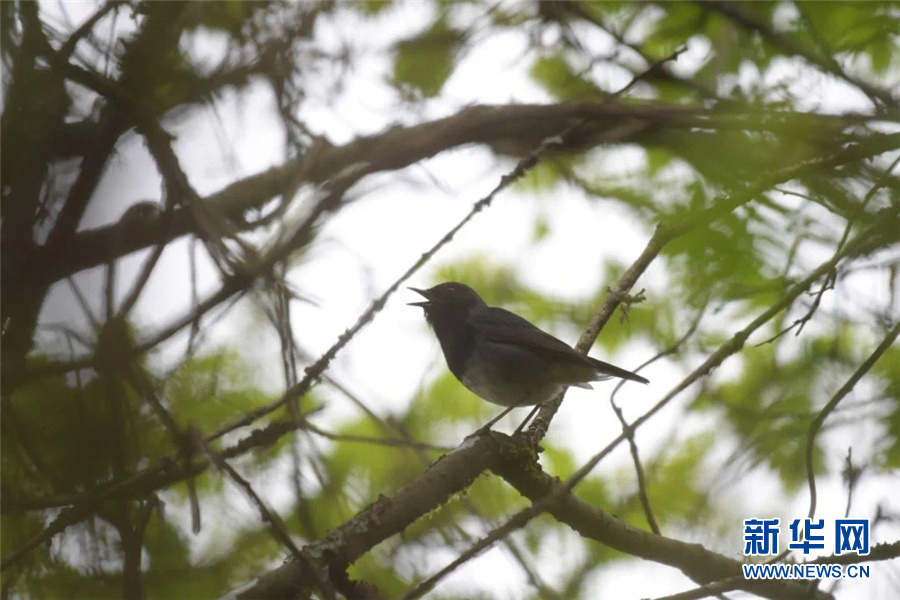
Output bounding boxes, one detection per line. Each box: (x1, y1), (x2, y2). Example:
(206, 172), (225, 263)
(524, 130), (900, 445)
(205, 121), (574, 443)
(123, 366), (202, 534)
(302, 420), (453, 452)
(58, 1), (122, 60)
(400, 488), (564, 600)
(842, 448), (861, 519)
(703, 0), (894, 108)
(804, 321), (900, 520)
(186, 237), (201, 355)
(403, 52), (697, 598)
(200, 437), (342, 598)
(199, 440), (302, 558)
(66, 277), (100, 331)
(611, 45), (687, 99)
(565, 230), (891, 495)
(117, 213), (171, 319)
(608, 306), (706, 535)
(788, 156), (898, 340)
(646, 576), (745, 600)
(611, 403), (660, 534)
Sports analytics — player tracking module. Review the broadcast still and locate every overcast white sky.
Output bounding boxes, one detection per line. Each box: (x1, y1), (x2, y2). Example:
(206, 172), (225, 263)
(35, 2), (899, 598)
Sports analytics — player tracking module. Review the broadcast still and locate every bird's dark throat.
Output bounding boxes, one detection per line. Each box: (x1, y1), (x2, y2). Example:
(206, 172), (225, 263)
(427, 308), (475, 380)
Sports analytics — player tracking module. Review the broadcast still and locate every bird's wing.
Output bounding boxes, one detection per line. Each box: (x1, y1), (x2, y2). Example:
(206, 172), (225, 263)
(473, 307), (649, 384)
(474, 307), (584, 358)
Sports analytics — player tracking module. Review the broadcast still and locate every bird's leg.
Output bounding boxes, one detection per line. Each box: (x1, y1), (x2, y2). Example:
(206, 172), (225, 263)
(469, 405), (516, 437)
(512, 404), (542, 436)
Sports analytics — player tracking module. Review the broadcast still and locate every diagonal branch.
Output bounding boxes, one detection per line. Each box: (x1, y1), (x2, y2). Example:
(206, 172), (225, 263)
(30, 103), (880, 287)
(492, 450), (833, 600)
(804, 320), (900, 520)
(173, 119), (575, 443)
(57, 0), (123, 60)
(225, 178), (898, 600)
(200, 441), (303, 559)
(9, 129), (897, 583)
(561, 227), (895, 496)
(523, 131), (900, 444)
(0, 113), (575, 572)
(703, 0), (895, 108)
(223, 434), (502, 599)
(651, 541), (900, 600)
(609, 306), (706, 536)
(410, 233), (892, 599)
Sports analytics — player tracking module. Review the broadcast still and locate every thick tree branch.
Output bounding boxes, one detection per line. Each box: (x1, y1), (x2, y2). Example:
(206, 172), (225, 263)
(229, 429), (828, 600)
(652, 541), (900, 600)
(405, 229), (894, 600)
(492, 450), (832, 600)
(224, 217), (896, 600)
(31, 103), (880, 286)
(1, 115), (573, 569)
(8, 126), (897, 580)
(224, 435), (502, 599)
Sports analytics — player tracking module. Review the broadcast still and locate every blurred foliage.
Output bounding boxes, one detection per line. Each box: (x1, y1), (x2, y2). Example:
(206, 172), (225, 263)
(875, 345), (900, 468)
(530, 53), (603, 101)
(2, 0), (898, 598)
(2, 349), (286, 598)
(391, 18), (466, 98)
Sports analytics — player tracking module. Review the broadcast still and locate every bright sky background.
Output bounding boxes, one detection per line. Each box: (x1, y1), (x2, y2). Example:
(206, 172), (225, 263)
(36, 2), (899, 598)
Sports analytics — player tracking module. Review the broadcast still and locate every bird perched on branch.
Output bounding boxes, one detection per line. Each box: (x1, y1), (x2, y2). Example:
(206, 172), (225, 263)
(410, 282), (648, 434)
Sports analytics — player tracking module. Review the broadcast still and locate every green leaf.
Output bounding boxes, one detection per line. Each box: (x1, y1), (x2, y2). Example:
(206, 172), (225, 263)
(644, 3), (705, 59)
(529, 54), (602, 101)
(691, 328), (876, 490)
(357, 0), (393, 17)
(391, 20), (463, 97)
(646, 147), (675, 178)
(407, 371), (492, 433)
(515, 160), (567, 192)
(165, 350), (274, 429)
(532, 212), (551, 242)
(181, 1), (266, 35)
(874, 346), (900, 468)
(541, 443), (577, 479)
(640, 432), (716, 525)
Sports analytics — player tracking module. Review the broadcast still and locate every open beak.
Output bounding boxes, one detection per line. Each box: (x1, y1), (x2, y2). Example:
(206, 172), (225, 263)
(407, 287), (432, 307)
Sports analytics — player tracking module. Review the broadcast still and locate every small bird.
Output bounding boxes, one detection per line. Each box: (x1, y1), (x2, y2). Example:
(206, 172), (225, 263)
(409, 282), (648, 433)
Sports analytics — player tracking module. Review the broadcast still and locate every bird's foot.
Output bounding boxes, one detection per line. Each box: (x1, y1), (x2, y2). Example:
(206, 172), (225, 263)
(464, 424), (494, 440)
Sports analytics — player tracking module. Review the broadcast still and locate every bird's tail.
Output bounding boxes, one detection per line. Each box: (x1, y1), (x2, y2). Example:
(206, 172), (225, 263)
(587, 356), (649, 384)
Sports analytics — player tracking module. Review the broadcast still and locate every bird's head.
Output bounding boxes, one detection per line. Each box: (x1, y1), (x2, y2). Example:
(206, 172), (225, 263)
(408, 282), (485, 325)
